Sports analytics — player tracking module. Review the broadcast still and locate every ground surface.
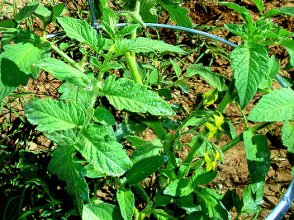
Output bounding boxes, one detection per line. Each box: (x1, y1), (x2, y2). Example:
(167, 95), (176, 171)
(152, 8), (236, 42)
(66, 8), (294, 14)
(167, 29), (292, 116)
(1, 0), (294, 219)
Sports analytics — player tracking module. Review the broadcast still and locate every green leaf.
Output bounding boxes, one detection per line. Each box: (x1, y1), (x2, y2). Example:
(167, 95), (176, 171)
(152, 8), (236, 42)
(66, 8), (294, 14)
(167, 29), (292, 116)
(231, 44), (269, 108)
(281, 38), (294, 68)
(0, 85), (15, 104)
(76, 124), (132, 176)
(33, 5), (51, 23)
(46, 129), (78, 146)
(58, 82), (97, 112)
(264, 7), (294, 18)
(24, 98), (86, 133)
(282, 121), (294, 153)
(102, 76), (175, 116)
(187, 63), (228, 91)
(224, 23), (246, 39)
(258, 55), (280, 89)
(93, 106), (115, 126)
(241, 185), (260, 213)
(101, 7), (118, 40)
(15, 1), (39, 22)
(157, 0), (192, 28)
(252, 0), (263, 13)
(57, 17), (106, 52)
(35, 58), (90, 87)
(198, 188), (229, 220)
(48, 145), (89, 204)
(114, 37), (186, 56)
(82, 203), (123, 220)
(163, 178), (193, 197)
(0, 19), (17, 28)
(52, 4), (65, 22)
(126, 155), (167, 184)
(131, 143), (162, 164)
(116, 190), (135, 220)
(248, 88), (294, 122)
(2, 42), (50, 78)
(220, 2), (253, 27)
(244, 131), (270, 204)
(140, 0), (157, 23)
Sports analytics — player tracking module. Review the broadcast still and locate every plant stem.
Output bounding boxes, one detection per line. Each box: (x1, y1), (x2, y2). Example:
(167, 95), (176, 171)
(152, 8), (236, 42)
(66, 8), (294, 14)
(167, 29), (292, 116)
(221, 122), (272, 152)
(49, 42), (85, 72)
(152, 209), (178, 220)
(133, 184), (150, 205)
(125, 52), (143, 84)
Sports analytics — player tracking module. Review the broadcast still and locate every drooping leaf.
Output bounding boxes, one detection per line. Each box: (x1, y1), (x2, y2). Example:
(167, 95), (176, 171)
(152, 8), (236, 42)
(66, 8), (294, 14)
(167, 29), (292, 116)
(15, 1), (39, 22)
(282, 121), (294, 153)
(243, 131), (270, 204)
(187, 63), (228, 91)
(57, 17), (106, 52)
(198, 188), (229, 220)
(76, 124), (132, 177)
(126, 155), (167, 184)
(2, 42), (50, 78)
(34, 58), (90, 87)
(24, 98), (86, 133)
(116, 190), (135, 220)
(248, 88), (294, 122)
(231, 44), (269, 108)
(48, 145), (89, 205)
(114, 37), (186, 56)
(157, 0), (192, 28)
(102, 75), (175, 116)
(58, 81), (97, 111)
(0, 85), (15, 104)
(82, 203), (123, 220)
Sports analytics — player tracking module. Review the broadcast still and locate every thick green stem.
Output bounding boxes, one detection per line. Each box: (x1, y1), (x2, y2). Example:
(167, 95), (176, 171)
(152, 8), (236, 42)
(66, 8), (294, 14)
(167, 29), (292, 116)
(221, 122), (272, 152)
(126, 52), (143, 84)
(50, 42), (85, 72)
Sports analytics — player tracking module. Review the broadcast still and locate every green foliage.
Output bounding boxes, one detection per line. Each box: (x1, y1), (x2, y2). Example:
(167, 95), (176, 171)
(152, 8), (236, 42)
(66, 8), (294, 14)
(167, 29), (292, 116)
(0, 0), (293, 219)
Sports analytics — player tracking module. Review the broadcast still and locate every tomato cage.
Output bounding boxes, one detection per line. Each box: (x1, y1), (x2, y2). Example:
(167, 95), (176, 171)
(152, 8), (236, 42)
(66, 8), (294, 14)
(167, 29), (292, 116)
(45, 1), (294, 219)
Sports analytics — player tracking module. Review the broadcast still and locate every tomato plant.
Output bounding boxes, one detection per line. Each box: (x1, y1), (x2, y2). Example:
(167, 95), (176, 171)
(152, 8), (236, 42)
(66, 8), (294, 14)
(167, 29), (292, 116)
(0, 0), (293, 219)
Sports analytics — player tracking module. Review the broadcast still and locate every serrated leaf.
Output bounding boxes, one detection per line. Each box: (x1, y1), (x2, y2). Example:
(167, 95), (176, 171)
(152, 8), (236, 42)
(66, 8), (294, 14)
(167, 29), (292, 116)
(15, 1), (39, 22)
(282, 121), (294, 153)
(231, 44), (269, 108)
(57, 17), (106, 52)
(126, 155), (167, 184)
(82, 203), (123, 220)
(46, 129), (78, 146)
(35, 58), (90, 87)
(224, 23), (246, 38)
(117, 190), (135, 220)
(48, 145), (89, 203)
(244, 131), (270, 204)
(102, 76), (175, 116)
(198, 188), (229, 220)
(114, 37), (186, 56)
(187, 63), (228, 91)
(248, 88), (294, 122)
(2, 42), (49, 78)
(157, 0), (192, 28)
(59, 82), (97, 111)
(24, 98), (86, 132)
(258, 55), (280, 89)
(76, 124), (132, 177)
